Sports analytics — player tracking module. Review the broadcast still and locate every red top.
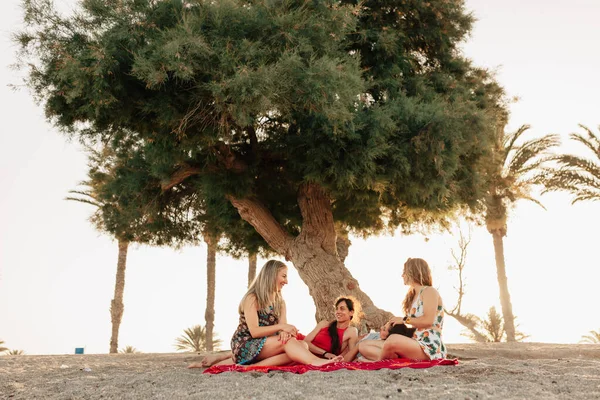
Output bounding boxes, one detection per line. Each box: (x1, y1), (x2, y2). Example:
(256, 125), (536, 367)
(311, 326), (346, 355)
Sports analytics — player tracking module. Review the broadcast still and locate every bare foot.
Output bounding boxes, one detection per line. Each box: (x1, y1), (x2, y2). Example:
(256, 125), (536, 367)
(187, 353), (227, 369)
(311, 355), (343, 366)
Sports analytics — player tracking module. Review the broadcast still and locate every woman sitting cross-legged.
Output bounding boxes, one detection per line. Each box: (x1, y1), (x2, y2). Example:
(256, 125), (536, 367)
(302, 296), (361, 362)
(188, 260), (342, 368)
(358, 257), (447, 361)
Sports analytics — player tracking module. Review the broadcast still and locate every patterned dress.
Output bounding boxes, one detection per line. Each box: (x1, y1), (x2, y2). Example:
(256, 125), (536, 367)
(230, 306), (278, 365)
(408, 286), (447, 360)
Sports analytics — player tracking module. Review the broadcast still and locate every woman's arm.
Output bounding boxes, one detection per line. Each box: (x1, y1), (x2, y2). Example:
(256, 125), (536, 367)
(404, 287), (439, 329)
(243, 296), (296, 338)
(303, 320), (330, 356)
(341, 327), (359, 362)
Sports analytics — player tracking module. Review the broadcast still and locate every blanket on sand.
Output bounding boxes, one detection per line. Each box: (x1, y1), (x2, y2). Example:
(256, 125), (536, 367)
(203, 358), (458, 374)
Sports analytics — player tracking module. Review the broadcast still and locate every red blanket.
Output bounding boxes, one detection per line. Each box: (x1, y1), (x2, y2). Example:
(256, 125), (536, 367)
(203, 358), (457, 375)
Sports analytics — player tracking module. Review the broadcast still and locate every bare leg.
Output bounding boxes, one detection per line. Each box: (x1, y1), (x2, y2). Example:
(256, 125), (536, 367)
(357, 340), (384, 362)
(379, 335), (428, 361)
(284, 338), (342, 366)
(187, 351), (233, 368)
(253, 353), (293, 366)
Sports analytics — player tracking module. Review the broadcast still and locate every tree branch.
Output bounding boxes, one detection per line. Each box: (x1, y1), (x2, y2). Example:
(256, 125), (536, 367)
(227, 195), (294, 256)
(160, 165), (202, 191)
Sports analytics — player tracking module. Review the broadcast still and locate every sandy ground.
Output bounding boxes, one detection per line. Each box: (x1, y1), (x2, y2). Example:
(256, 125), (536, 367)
(1, 343), (599, 400)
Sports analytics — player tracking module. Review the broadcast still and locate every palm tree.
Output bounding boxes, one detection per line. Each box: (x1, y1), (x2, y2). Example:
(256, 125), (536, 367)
(67, 147), (131, 354)
(483, 124), (560, 341)
(174, 324), (222, 353)
(119, 345), (141, 353)
(0, 340), (8, 353)
(580, 329), (600, 344)
(248, 253), (257, 287)
(203, 231), (219, 352)
(7, 350), (25, 355)
(543, 124), (600, 202)
(462, 307), (529, 343)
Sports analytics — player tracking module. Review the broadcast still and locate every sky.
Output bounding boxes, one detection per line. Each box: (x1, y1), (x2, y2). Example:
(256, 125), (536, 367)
(1, 0), (599, 355)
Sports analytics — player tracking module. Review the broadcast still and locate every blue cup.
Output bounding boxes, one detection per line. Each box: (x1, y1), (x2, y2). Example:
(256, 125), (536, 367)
(75, 347), (84, 354)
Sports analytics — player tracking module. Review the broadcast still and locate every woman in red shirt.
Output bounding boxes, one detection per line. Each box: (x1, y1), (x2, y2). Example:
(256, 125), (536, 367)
(303, 297), (361, 362)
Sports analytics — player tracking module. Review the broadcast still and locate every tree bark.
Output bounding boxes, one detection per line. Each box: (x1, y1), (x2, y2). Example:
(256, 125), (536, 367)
(248, 253), (257, 287)
(229, 182), (392, 330)
(490, 229), (516, 342)
(204, 233), (218, 351)
(109, 239), (128, 354)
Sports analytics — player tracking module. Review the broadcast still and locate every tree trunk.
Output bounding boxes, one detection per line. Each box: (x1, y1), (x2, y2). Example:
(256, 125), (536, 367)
(109, 239), (128, 354)
(248, 253), (257, 287)
(204, 233), (217, 351)
(490, 230), (516, 342)
(228, 183), (392, 330)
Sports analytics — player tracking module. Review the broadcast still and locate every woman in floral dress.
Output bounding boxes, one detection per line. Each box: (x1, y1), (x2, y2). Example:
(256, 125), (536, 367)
(358, 257), (447, 361)
(229, 259), (342, 366)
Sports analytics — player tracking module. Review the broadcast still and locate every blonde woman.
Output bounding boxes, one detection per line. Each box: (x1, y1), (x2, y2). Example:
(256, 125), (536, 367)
(358, 258), (447, 361)
(191, 260), (342, 367)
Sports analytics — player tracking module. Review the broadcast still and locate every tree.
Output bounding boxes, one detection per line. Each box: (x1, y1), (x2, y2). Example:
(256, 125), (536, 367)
(6, 350), (25, 355)
(544, 124), (600, 202)
(174, 324), (222, 353)
(579, 329), (600, 344)
(444, 225), (488, 343)
(248, 253), (257, 287)
(462, 307), (528, 343)
(203, 230), (219, 352)
(16, 0), (508, 327)
(482, 125), (559, 341)
(67, 142), (201, 353)
(0, 340), (8, 353)
(66, 147), (132, 354)
(119, 345), (141, 353)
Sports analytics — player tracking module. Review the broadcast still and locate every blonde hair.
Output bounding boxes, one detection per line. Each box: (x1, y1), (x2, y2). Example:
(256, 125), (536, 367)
(401, 258), (433, 315)
(239, 260), (287, 317)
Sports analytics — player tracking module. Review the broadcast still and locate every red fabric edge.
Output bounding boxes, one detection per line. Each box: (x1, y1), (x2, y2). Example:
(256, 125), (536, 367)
(203, 358), (458, 375)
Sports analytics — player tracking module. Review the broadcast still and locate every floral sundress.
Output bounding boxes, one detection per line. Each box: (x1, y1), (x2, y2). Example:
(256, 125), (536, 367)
(230, 306), (278, 365)
(408, 286), (447, 360)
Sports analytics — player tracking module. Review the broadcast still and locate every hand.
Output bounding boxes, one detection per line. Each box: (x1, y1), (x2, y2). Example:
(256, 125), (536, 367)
(323, 352), (336, 360)
(278, 330), (292, 344)
(388, 316), (405, 326)
(280, 323), (298, 336)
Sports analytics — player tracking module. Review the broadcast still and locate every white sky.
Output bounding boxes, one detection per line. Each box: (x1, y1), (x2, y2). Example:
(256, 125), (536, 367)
(1, 0), (599, 355)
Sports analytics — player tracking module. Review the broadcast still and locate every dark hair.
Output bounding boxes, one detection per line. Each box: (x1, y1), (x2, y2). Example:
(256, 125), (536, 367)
(327, 297), (356, 355)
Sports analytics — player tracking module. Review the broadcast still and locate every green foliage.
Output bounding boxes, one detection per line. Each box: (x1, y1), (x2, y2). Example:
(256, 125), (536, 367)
(579, 329), (600, 344)
(16, 0), (508, 251)
(174, 324), (222, 353)
(119, 345), (141, 353)
(543, 124), (600, 203)
(462, 307), (528, 343)
(6, 349), (25, 355)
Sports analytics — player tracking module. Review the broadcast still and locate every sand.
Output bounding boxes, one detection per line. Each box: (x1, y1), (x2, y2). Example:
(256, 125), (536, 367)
(1, 343), (599, 399)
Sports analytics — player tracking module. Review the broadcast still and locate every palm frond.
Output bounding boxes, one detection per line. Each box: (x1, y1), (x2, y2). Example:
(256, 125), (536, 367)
(571, 124), (600, 156)
(65, 196), (103, 208)
(505, 134), (560, 177)
(579, 329), (600, 344)
(502, 124), (531, 159)
(173, 324), (222, 352)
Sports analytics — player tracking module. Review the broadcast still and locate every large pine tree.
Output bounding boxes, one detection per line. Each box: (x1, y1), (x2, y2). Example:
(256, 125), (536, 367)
(16, 0), (507, 326)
